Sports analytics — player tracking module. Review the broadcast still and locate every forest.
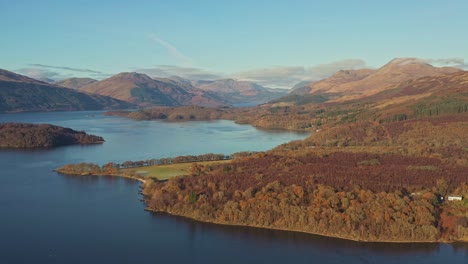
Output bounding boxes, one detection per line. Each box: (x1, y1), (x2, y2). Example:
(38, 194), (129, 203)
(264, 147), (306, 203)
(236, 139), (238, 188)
(143, 151), (467, 242)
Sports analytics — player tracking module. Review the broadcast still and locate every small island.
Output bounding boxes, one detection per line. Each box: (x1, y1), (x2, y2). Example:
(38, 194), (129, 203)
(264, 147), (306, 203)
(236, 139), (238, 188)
(0, 123), (104, 148)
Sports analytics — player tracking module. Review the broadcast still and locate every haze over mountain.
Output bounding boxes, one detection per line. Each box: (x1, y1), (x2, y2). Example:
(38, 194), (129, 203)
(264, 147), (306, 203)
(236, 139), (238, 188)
(55, 78), (97, 89)
(190, 78), (287, 104)
(0, 69), (133, 113)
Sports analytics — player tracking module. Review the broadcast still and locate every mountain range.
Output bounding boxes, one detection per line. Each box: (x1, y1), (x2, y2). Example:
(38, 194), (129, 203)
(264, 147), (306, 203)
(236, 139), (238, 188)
(0, 69), (133, 113)
(1, 57), (465, 113)
(0, 69), (287, 112)
(290, 58), (460, 100)
(72, 73), (286, 107)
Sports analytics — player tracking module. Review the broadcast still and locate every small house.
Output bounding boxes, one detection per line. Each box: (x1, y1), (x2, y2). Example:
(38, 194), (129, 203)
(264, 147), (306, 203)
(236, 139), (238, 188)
(447, 195), (463, 201)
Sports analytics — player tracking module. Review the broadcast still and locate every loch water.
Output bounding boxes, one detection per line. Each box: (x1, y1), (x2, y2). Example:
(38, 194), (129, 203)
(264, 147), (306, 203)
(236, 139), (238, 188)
(0, 111), (466, 264)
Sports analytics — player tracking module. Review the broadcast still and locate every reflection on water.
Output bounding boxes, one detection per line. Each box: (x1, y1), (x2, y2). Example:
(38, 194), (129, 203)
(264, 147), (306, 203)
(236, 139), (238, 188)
(151, 213), (449, 256)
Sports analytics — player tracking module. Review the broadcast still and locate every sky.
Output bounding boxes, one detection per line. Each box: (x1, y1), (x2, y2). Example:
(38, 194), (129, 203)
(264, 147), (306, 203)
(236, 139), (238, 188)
(1, 0), (467, 88)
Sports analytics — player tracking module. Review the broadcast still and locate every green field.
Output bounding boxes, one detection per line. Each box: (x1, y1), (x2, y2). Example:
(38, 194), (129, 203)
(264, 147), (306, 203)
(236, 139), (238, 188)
(122, 160), (230, 180)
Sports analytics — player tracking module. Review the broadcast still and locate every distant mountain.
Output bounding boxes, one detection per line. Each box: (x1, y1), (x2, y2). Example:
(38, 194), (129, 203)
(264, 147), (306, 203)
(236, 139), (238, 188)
(274, 58), (461, 106)
(0, 69), (133, 113)
(79, 72), (227, 107)
(55, 78), (97, 89)
(289, 80), (315, 95)
(190, 79), (287, 104)
(311, 58), (459, 96)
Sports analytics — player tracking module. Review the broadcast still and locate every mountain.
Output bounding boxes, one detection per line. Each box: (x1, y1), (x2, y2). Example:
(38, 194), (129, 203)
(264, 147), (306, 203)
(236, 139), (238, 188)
(79, 72), (227, 107)
(310, 58), (460, 96)
(0, 69), (133, 113)
(55, 78), (97, 89)
(191, 79), (287, 104)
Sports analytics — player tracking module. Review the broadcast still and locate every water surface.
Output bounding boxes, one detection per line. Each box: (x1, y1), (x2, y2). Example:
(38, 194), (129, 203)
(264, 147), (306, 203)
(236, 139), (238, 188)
(0, 111), (466, 264)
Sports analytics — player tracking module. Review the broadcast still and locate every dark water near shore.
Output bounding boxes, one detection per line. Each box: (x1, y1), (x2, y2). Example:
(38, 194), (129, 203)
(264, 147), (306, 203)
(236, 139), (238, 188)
(0, 111), (466, 264)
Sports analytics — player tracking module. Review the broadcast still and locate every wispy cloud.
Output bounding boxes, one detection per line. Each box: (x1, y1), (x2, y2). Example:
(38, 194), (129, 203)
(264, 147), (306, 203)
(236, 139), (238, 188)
(148, 34), (193, 65)
(16, 68), (65, 81)
(423, 57), (468, 70)
(29, 64), (104, 74)
(136, 65), (223, 80)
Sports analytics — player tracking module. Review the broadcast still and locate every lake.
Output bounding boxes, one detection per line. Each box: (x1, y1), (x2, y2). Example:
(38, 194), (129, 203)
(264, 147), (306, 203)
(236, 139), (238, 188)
(0, 111), (466, 264)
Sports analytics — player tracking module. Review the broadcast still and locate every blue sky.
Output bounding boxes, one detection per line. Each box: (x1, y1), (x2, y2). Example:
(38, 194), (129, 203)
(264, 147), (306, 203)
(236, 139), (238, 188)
(1, 0), (467, 87)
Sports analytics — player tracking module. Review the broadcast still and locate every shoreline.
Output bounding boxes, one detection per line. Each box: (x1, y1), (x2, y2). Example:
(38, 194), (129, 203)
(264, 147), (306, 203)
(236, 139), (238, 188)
(56, 171), (147, 184)
(144, 208), (451, 244)
(56, 170), (467, 244)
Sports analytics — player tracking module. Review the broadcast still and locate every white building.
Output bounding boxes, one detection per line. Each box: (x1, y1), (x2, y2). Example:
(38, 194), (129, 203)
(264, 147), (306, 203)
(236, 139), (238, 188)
(447, 195), (463, 201)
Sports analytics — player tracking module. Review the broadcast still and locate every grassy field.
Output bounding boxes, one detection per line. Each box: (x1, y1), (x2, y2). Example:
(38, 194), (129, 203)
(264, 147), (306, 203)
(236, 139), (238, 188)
(122, 160), (231, 180)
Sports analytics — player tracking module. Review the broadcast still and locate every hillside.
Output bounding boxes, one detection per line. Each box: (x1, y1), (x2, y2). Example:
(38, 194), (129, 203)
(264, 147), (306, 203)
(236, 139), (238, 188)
(55, 77), (97, 89)
(80, 72), (227, 107)
(0, 69), (134, 113)
(191, 79), (287, 104)
(0, 123), (104, 148)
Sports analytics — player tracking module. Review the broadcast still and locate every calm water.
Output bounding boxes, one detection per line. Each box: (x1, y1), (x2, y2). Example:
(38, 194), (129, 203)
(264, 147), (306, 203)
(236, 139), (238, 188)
(0, 111), (466, 264)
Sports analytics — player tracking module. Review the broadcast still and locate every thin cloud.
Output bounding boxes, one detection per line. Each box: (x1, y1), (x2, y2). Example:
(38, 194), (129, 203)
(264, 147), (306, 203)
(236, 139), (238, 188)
(16, 68), (63, 81)
(424, 57), (468, 70)
(148, 34), (193, 65)
(136, 65), (223, 80)
(136, 59), (369, 88)
(29, 64), (103, 74)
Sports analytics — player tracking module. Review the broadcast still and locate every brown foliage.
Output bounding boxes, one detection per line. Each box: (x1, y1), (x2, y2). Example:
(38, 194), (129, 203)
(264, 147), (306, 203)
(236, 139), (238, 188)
(0, 123), (104, 148)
